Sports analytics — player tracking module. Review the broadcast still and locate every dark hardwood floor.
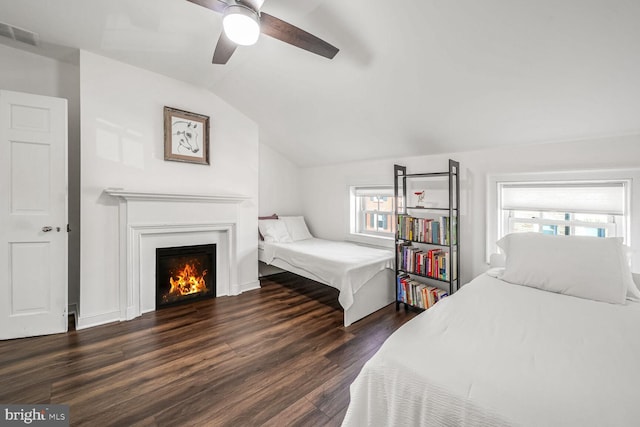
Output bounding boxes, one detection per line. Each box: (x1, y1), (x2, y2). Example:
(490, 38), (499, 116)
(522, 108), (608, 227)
(0, 273), (417, 426)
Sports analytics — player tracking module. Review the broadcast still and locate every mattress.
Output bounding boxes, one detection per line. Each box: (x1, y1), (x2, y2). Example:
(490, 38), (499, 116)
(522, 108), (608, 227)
(260, 238), (393, 310)
(343, 273), (640, 427)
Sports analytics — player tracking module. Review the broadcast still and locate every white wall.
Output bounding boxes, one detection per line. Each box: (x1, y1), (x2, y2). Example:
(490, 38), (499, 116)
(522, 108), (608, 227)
(300, 135), (640, 285)
(78, 51), (259, 325)
(0, 43), (81, 310)
(259, 142), (302, 217)
(257, 142), (303, 276)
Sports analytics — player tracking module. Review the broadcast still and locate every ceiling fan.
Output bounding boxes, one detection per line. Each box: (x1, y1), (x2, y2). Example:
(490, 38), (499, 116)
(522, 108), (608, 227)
(186, 0), (339, 64)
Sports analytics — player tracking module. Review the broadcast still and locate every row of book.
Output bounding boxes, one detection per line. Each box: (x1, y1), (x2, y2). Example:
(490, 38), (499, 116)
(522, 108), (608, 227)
(397, 214), (456, 245)
(397, 274), (449, 309)
(397, 243), (456, 281)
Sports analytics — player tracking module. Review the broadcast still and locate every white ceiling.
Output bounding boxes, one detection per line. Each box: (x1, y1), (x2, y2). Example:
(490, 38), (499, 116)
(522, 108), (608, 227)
(1, 0), (640, 166)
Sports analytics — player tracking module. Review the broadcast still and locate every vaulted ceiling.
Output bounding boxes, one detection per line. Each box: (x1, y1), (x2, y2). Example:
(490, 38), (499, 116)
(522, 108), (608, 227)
(1, 0), (640, 166)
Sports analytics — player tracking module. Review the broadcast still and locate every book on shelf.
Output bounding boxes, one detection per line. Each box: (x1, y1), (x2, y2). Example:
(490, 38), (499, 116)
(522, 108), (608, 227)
(397, 214), (456, 245)
(397, 274), (448, 309)
(452, 248), (457, 281)
(398, 245), (451, 281)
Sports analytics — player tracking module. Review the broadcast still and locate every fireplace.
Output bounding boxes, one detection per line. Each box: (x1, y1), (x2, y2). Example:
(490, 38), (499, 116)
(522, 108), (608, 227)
(156, 244), (216, 309)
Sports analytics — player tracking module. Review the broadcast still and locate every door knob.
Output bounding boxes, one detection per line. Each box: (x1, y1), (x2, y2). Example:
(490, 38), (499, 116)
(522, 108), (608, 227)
(42, 226), (53, 232)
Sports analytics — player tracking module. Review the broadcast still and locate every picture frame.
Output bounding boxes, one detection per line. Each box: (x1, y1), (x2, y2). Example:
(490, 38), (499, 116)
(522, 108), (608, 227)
(163, 106), (210, 165)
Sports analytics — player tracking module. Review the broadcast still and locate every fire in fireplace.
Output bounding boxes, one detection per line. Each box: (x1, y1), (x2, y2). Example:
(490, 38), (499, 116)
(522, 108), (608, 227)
(156, 244), (216, 308)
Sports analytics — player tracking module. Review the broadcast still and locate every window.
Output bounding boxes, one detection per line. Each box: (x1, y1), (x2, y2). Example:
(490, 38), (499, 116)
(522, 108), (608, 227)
(506, 210), (613, 237)
(350, 186), (394, 238)
(497, 180), (629, 242)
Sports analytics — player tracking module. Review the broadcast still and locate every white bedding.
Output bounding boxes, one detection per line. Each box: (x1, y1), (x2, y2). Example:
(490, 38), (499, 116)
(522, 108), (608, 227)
(261, 238), (394, 310)
(343, 273), (640, 426)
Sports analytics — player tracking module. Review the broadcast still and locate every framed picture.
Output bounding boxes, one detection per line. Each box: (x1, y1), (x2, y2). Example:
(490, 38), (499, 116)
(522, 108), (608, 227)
(163, 106), (210, 165)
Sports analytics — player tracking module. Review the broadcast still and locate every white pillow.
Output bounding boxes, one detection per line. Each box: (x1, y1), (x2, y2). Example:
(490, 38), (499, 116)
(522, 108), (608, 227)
(258, 219), (292, 243)
(629, 273), (640, 301)
(621, 248), (640, 301)
(279, 216), (313, 241)
(496, 233), (630, 304)
(489, 253), (506, 268)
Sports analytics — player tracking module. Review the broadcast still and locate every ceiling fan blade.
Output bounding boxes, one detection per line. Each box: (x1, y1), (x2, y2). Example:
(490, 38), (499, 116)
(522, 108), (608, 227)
(185, 0), (228, 14)
(212, 31), (238, 64)
(260, 13), (339, 60)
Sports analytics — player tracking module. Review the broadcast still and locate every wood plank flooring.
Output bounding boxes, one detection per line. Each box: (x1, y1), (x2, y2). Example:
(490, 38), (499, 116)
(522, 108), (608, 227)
(0, 272), (417, 426)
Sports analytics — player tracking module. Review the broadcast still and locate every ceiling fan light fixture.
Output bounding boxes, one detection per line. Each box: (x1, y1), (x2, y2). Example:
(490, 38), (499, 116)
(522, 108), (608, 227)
(223, 4), (260, 46)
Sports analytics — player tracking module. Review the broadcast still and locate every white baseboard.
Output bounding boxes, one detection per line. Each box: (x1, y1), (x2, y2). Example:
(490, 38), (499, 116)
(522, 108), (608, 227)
(240, 280), (261, 292)
(76, 310), (120, 330)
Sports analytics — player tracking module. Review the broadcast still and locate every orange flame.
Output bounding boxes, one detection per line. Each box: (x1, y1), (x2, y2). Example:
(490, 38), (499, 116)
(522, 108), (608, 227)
(167, 262), (208, 298)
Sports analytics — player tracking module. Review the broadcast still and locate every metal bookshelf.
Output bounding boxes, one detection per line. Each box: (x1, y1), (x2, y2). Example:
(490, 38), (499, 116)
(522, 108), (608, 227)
(394, 159), (460, 311)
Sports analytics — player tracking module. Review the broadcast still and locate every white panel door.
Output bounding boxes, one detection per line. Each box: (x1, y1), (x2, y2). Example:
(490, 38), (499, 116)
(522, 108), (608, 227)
(0, 90), (68, 339)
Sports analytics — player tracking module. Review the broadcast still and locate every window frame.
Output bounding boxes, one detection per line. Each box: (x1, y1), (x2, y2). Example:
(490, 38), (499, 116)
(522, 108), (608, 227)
(486, 170), (635, 264)
(503, 210), (619, 239)
(358, 195), (393, 236)
(349, 186), (395, 244)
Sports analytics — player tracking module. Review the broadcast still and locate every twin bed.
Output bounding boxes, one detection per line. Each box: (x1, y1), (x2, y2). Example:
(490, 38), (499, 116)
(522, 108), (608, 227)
(343, 232), (640, 426)
(258, 215), (395, 327)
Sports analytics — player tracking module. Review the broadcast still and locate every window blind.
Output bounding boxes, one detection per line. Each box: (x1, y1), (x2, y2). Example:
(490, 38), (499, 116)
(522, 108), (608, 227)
(500, 182), (626, 215)
(354, 186), (394, 197)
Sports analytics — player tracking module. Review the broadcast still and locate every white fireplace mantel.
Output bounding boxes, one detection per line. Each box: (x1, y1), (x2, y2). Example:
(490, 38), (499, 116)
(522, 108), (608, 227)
(105, 189), (250, 321)
(104, 189), (250, 204)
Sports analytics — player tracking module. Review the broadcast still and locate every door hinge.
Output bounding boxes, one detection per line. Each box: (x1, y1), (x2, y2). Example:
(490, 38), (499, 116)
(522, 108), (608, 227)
(67, 224), (71, 232)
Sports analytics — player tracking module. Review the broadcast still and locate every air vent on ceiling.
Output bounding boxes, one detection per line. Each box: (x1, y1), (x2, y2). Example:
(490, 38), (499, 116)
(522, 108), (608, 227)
(0, 21), (39, 46)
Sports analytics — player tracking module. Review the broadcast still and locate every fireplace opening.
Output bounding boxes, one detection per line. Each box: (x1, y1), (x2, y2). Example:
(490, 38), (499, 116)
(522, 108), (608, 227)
(156, 244), (216, 309)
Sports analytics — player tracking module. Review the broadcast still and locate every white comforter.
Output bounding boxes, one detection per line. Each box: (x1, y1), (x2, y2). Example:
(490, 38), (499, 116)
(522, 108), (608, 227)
(261, 238), (394, 310)
(343, 273), (640, 426)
